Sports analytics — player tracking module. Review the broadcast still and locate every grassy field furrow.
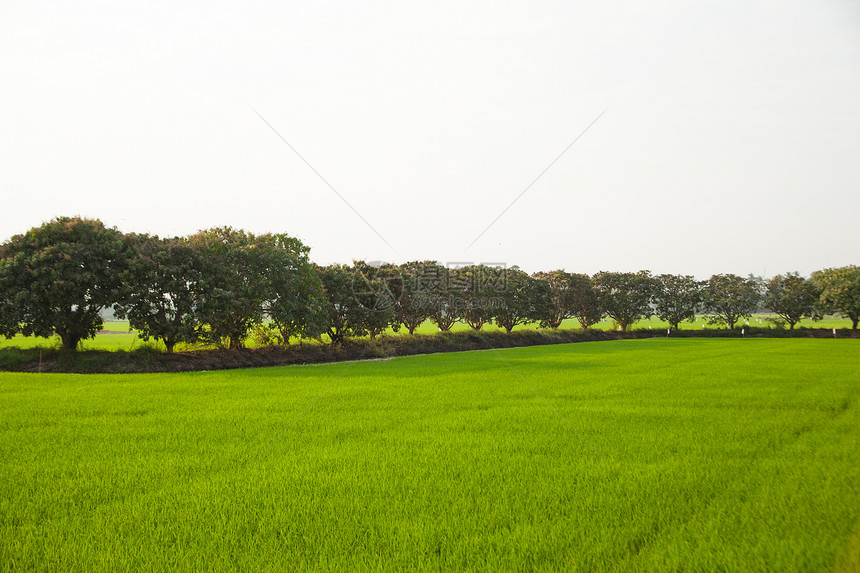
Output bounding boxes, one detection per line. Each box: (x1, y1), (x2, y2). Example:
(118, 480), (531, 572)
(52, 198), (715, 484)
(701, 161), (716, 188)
(0, 339), (858, 571)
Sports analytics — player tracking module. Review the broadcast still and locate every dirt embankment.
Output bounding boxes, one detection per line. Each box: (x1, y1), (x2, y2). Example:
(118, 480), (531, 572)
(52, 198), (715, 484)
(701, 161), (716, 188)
(2, 327), (856, 374)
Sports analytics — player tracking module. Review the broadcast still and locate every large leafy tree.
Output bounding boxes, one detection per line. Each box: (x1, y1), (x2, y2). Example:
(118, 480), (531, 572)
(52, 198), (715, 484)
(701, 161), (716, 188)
(0, 217), (128, 351)
(703, 274), (761, 329)
(319, 263), (400, 342)
(396, 261), (435, 334)
(187, 227), (268, 349)
(494, 269), (550, 333)
(592, 270), (655, 332)
(567, 273), (603, 329)
(319, 264), (357, 343)
(451, 265), (501, 331)
(114, 234), (207, 353)
(263, 234), (328, 343)
(350, 261), (401, 339)
(187, 227), (318, 349)
(654, 274), (703, 331)
(811, 265), (860, 329)
(532, 270), (573, 329)
(420, 263), (459, 332)
(764, 273), (820, 330)
(0, 273), (17, 339)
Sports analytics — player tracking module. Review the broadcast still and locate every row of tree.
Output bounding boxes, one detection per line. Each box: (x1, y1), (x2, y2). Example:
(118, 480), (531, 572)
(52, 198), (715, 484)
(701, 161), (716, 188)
(1, 217), (858, 352)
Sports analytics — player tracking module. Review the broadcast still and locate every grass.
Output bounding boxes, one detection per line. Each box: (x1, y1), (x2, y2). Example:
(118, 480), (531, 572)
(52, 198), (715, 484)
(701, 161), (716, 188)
(0, 315), (854, 352)
(1, 338), (859, 571)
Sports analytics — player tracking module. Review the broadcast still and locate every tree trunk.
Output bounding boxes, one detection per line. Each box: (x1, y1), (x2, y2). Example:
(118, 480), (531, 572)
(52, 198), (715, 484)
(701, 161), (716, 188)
(59, 331), (80, 352)
(165, 337), (176, 353)
(852, 317), (858, 330)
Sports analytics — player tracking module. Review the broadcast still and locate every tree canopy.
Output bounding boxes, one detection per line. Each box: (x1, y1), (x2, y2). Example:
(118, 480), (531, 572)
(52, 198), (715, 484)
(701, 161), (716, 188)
(654, 274), (703, 331)
(493, 269), (549, 333)
(764, 273), (820, 330)
(114, 234), (207, 352)
(811, 265), (860, 329)
(593, 271), (655, 332)
(0, 217), (127, 351)
(1, 216), (856, 353)
(704, 274), (761, 329)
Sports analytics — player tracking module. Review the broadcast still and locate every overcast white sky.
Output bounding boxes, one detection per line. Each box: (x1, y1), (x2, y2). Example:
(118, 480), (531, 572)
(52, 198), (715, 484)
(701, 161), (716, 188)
(1, 0), (858, 278)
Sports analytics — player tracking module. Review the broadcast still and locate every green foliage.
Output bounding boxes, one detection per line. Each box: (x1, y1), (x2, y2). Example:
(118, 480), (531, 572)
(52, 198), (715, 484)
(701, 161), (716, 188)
(396, 262), (435, 334)
(114, 235), (206, 352)
(764, 273), (821, 330)
(319, 262), (400, 342)
(592, 270), (655, 332)
(494, 268), (550, 333)
(186, 228), (320, 349)
(704, 274), (762, 329)
(532, 270), (574, 329)
(263, 234), (327, 343)
(350, 261), (401, 339)
(450, 265), (501, 330)
(249, 322), (285, 347)
(420, 263), (459, 332)
(0, 261), (18, 340)
(654, 274), (703, 331)
(811, 265), (860, 329)
(186, 227), (267, 349)
(319, 264), (354, 343)
(0, 217), (128, 351)
(567, 272), (603, 329)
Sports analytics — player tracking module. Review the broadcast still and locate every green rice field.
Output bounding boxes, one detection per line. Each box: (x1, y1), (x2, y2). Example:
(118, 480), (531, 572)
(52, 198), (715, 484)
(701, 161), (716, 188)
(1, 339), (859, 571)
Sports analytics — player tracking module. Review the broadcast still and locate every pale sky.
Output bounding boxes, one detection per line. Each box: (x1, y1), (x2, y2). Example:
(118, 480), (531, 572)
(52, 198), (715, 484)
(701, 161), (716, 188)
(1, 0), (858, 278)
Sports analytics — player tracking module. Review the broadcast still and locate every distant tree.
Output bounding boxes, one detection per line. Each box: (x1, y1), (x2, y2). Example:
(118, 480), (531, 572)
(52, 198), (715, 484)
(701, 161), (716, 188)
(0, 217), (128, 352)
(764, 273), (820, 330)
(318, 262), (400, 342)
(703, 274), (761, 329)
(532, 270), (573, 329)
(654, 274), (703, 331)
(396, 262), (434, 334)
(187, 227), (318, 349)
(592, 270), (655, 332)
(350, 261), (401, 339)
(420, 263), (459, 331)
(264, 234), (328, 343)
(746, 274), (767, 312)
(186, 227), (267, 349)
(0, 275), (17, 339)
(811, 265), (860, 329)
(114, 234), (207, 353)
(494, 269), (550, 333)
(568, 273), (603, 329)
(318, 264), (358, 343)
(451, 265), (500, 331)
